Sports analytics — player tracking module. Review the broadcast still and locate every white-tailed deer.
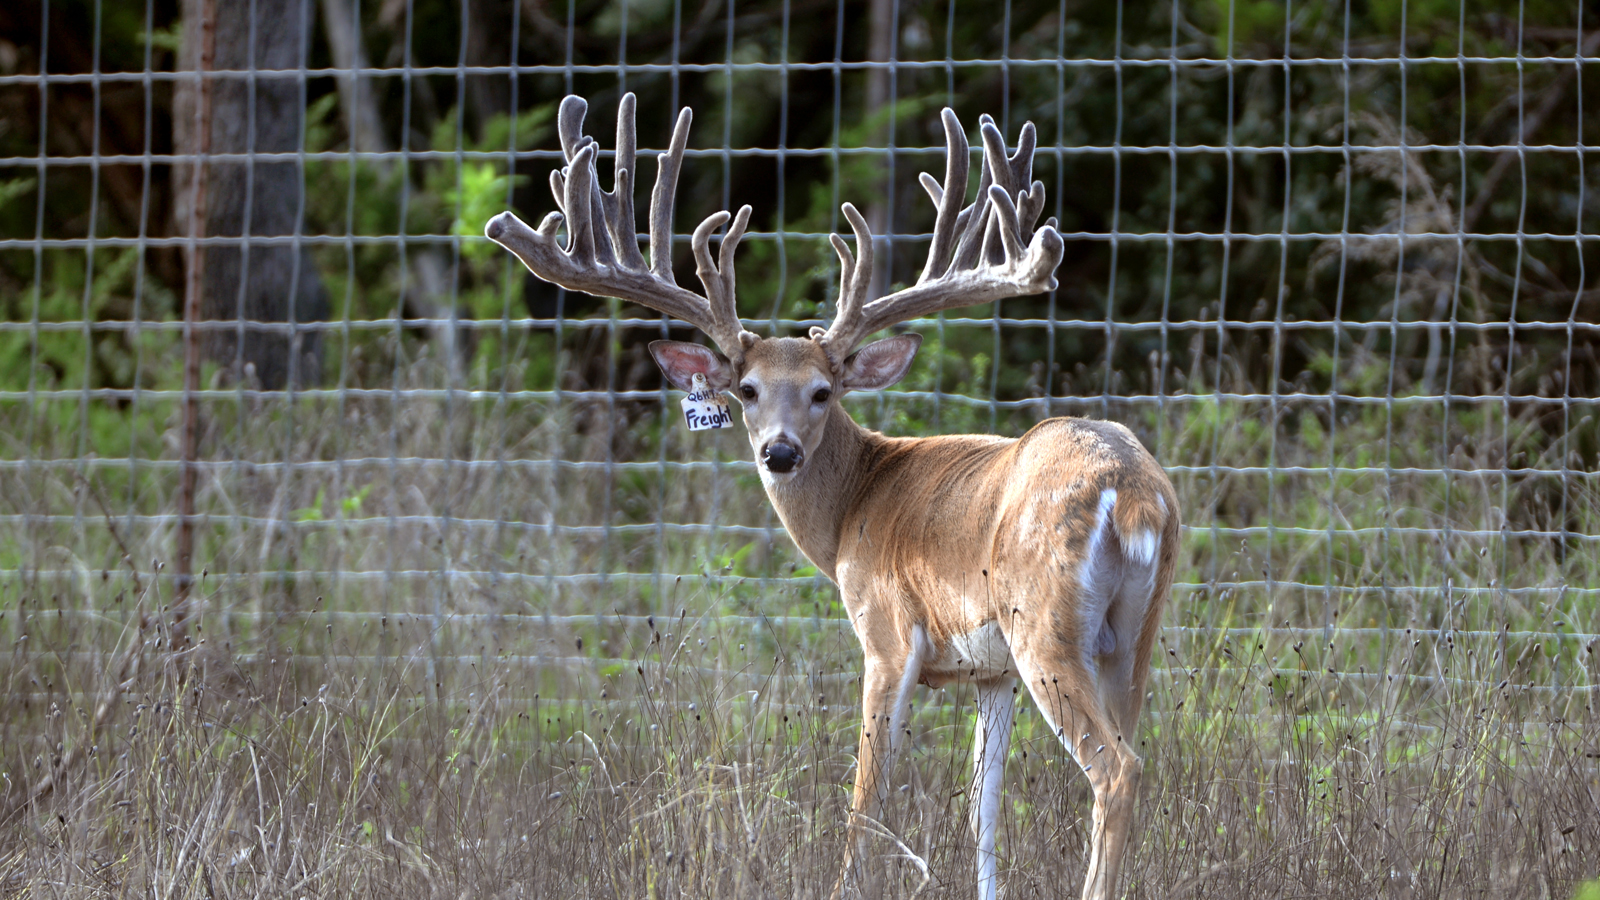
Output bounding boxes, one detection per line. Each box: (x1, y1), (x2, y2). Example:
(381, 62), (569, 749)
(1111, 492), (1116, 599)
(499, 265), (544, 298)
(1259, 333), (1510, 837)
(486, 93), (1179, 900)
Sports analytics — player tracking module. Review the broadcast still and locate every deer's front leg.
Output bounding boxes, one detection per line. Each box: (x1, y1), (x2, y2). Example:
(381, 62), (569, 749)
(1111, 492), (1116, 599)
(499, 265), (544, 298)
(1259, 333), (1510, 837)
(831, 623), (930, 900)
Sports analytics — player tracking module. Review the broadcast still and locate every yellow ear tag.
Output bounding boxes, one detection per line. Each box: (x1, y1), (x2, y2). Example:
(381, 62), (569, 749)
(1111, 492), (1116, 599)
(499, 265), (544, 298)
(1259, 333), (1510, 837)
(680, 372), (733, 431)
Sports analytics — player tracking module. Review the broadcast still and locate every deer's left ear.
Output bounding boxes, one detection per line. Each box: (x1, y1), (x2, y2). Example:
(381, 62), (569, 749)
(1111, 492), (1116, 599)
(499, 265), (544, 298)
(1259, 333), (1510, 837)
(841, 333), (922, 392)
(649, 340), (735, 393)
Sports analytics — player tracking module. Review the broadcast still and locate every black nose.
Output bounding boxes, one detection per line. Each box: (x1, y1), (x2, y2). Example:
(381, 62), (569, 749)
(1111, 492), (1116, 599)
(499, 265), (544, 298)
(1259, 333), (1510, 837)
(763, 441), (801, 473)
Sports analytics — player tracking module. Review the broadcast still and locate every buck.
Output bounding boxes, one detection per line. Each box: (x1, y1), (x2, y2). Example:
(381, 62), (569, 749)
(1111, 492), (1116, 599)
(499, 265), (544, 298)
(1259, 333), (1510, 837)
(486, 93), (1179, 900)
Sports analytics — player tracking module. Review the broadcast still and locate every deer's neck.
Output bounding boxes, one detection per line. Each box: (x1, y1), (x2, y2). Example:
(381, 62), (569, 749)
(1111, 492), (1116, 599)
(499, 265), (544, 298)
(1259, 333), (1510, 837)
(759, 405), (885, 583)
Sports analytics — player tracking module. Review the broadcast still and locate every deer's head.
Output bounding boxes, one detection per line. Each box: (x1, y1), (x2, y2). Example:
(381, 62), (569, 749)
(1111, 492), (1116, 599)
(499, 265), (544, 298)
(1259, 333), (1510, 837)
(485, 94), (1062, 480)
(648, 333), (919, 481)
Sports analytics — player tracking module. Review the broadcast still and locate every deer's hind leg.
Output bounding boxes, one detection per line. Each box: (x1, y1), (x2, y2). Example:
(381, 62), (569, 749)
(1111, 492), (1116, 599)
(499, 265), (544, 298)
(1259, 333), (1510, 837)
(1007, 631), (1141, 900)
(995, 493), (1158, 900)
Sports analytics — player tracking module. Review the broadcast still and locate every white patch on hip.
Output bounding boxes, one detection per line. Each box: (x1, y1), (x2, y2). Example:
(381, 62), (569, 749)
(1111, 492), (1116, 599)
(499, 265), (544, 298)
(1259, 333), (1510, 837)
(1079, 488), (1163, 665)
(1080, 489), (1123, 666)
(1119, 529), (1159, 567)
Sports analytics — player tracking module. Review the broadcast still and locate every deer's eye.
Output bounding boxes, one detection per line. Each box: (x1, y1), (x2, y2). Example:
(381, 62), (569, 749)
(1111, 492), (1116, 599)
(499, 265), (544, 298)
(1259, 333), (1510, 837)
(812, 388), (832, 404)
(740, 384), (757, 401)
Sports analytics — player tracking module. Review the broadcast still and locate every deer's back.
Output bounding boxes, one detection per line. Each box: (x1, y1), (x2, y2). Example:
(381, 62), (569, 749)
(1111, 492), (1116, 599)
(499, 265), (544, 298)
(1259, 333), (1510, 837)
(836, 416), (1177, 652)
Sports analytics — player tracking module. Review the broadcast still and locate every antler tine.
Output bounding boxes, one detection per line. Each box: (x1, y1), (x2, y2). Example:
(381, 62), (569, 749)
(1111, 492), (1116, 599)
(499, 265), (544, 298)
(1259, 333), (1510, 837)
(607, 93), (646, 270)
(484, 93), (756, 361)
(556, 94), (589, 159)
(813, 203), (876, 363)
(839, 203), (876, 317)
(557, 95), (617, 268)
(650, 107), (693, 283)
(1006, 122), (1047, 247)
(978, 118), (1049, 252)
(948, 121), (997, 274)
(815, 108), (1064, 359)
(561, 141), (599, 264)
(978, 117), (1042, 265)
(918, 108), (969, 284)
(691, 204), (757, 354)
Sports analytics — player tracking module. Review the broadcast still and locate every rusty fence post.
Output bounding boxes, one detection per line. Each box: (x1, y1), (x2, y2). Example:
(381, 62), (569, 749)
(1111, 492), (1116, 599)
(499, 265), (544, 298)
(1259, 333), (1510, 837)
(175, 0), (216, 641)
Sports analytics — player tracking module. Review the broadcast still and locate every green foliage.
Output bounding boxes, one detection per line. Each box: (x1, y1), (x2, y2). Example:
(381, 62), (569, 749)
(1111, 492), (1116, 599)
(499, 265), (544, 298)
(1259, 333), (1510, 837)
(1203, 0), (1289, 53)
(1, 0), (1593, 419)
(0, 176), (34, 212)
(136, 21), (185, 56)
(0, 246), (177, 400)
(438, 150), (531, 277)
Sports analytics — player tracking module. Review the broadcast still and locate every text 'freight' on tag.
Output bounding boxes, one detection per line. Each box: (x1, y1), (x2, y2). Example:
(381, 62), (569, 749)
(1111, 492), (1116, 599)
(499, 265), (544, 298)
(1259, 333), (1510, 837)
(681, 373), (733, 431)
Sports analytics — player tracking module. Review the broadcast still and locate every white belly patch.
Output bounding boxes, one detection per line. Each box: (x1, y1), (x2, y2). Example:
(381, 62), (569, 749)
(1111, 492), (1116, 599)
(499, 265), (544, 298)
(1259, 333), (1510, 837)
(929, 622), (1015, 680)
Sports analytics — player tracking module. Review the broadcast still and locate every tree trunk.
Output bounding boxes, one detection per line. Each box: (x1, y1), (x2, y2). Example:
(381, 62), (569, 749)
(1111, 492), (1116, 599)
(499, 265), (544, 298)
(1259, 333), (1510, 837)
(175, 0), (327, 389)
(864, 0), (894, 302)
(320, 0), (388, 155)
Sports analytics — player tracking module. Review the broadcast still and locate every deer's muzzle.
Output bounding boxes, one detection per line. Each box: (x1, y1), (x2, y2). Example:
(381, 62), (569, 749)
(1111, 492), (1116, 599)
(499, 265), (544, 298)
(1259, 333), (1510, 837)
(762, 440), (802, 474)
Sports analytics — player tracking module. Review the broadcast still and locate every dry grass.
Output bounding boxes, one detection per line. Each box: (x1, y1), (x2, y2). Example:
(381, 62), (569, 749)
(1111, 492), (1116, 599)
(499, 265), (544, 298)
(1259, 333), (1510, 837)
(1, 586), (1595, 898)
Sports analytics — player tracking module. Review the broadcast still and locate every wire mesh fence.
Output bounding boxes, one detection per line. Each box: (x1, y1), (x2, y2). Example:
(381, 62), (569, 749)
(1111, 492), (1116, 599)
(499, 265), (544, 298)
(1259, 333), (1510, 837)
(3, 0), (1595, 677)
(0, 1), (1598, 895)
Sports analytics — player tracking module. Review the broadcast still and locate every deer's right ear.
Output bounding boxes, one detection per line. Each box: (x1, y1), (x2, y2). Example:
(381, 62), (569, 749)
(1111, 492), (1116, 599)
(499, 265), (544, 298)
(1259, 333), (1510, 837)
(649, 340), (734, 393)
(840, 333), (922, 392)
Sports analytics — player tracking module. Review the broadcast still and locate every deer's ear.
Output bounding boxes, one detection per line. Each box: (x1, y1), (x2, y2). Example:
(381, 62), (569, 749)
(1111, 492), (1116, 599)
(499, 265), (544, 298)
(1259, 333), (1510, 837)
(649, 340), (734, 393)
(841, 333), (922, 392)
